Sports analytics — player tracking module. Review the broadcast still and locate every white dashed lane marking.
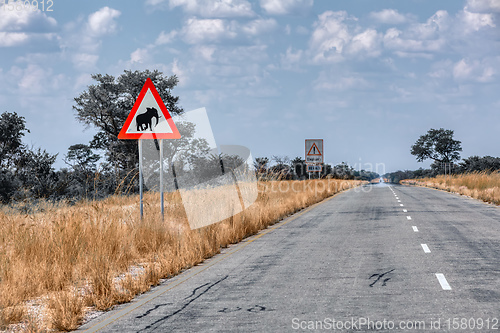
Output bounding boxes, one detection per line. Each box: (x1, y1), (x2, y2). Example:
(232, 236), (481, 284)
(412, 226), (419, 232)
(400, 204), (404, 206)
(397, 200), (401, 202)
(403, 209), (407, 213)
(436, 274), (452, 290)
(421, 244), (431, 253)
(407, 216), (412, 220)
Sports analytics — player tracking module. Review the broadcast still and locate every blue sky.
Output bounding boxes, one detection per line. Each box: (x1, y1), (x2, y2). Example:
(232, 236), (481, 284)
(1, 0), (499, 173)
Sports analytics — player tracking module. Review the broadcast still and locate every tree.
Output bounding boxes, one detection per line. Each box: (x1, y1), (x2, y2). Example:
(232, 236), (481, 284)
(15, 147), (58, 199)
(0, 111), (30, 169)
(459, 155), (500, 173)
(65, 144), (101, 172)
(410, 128), (462, 164)
(73, 70), (183, 173)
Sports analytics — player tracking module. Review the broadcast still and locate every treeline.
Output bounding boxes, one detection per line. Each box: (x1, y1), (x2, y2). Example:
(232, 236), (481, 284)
(0, 111), (139, 206)
(1, 69), (380, 208)
(0, 110), (377, 207)
(385, 155), (500, 183)
(255, 156), (379, 181)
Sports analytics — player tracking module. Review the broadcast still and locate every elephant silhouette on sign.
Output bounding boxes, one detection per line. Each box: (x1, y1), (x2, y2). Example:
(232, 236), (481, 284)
(136, 107), (160, 131)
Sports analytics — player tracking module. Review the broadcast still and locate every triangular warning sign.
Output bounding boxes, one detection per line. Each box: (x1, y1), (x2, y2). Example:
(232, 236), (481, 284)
(307, 143), (322, 156)
(118, 78), (181, 140)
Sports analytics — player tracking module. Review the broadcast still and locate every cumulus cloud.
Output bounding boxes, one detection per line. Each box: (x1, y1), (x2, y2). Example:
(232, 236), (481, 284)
(466, 0), (500, 13)
(370, 9), (408, 24)
(155, 30), (178, 45)
(309, 11), (351, 63)
(58, 7), (121, 71)
(150, 0), (254, 17)
(309, 11), (381, 63)
(407, 10), (449, 39)
(453, 58), (496, 82)
(87, 7), (121, 37)
(9, 64), (64, 95)
(0, 32), (29, 47)
(346, 29), (381, 57)
(241, 18), (277, 35)
(383, 27), (444, 55)
(0, 9), (57, 32)
(72, 53), (99, 71)
(458, 9), (496, 33)
(260, 0), (313, 15)
(182, 18), (237, 44)
(0, 9), (57, 47)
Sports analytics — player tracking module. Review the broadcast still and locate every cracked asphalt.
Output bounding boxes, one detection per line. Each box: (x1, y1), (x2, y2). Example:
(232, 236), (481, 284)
(78, 183), (500, 332)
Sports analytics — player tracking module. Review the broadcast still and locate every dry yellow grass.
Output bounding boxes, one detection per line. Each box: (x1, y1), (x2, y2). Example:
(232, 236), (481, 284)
(0, 179), (361, 331)
(401, 171), (500, 205)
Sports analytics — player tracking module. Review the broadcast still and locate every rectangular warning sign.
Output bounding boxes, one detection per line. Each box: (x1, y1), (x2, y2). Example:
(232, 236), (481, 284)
(305, 139), (323, 163)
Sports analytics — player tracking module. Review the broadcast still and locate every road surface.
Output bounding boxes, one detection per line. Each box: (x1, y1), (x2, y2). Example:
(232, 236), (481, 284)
(78, 183), (500, 332)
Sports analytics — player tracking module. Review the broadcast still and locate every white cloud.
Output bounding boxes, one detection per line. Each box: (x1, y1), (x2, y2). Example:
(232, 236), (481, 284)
(130, 48), (150, 64)
(195, 45), (217, 61)
(0, 9), (57, 47)
(57, 7), (121, 71)
(370, 9), (408, 24)
(407, 10), (449, 40)
(168, 0), (254, 17)
(10, 64), (64, 95)
(309, 11), (381, 63)
(309, 11), (351, 63)
(241, 18), (277, 36)
(346, 29), (381, 57)
(87, 7), (121, 37)
(383, 27), (445, 55)
(466, 0), (500, 13)
(72, 53), (99, 71)
(260, 0), (313, 15)
(453, 58), (496, 82)
(0, 32), (29, 47)
(458, 8), (496, 33)
(182, 18), (237, 44)
(0, 9), (57, 32)
(155, 30), (178, 45)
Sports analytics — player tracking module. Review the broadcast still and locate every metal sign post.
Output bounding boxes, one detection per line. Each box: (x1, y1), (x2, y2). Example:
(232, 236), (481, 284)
(138, 139), (144, 219)
(159, 139), (164, 221)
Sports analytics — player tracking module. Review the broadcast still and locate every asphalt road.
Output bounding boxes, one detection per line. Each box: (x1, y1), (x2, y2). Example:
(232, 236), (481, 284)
(78, 183), (500, 332)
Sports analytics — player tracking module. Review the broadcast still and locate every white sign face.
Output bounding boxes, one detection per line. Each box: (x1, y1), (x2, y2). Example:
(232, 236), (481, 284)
(307, 165), (322, 172)
(125, 89), (175, 134)
(305, 139), (323, 163)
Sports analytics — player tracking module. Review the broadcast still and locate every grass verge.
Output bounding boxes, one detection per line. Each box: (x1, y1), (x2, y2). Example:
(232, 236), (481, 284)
(401, 171), (500, 205)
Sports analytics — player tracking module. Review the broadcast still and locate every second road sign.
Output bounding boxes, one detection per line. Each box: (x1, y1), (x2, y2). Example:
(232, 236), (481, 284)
(305, 139), (323, 163)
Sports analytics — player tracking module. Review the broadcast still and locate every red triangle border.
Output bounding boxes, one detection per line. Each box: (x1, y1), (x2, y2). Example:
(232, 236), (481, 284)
(118, 78), (181, 140)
